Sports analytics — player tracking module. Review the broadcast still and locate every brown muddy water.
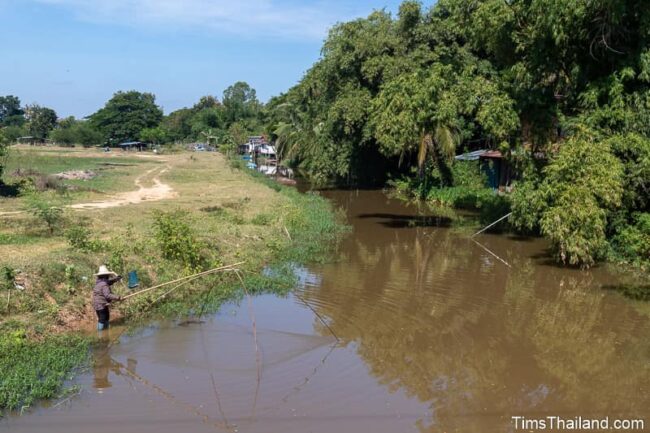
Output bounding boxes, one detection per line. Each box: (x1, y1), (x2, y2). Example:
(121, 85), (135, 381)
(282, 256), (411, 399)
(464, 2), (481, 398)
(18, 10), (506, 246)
(3, 190), (650, 433)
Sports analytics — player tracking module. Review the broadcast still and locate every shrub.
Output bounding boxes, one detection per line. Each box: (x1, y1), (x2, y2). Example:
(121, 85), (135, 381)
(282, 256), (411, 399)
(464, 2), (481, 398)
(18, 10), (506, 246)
(1, 266), (15, 314)
(24, 193), (66, 235)
(65, 226), (105, 252)
(610, 212), (650, 265)
(537, 132), (623, 267)
(478, 194), (511, 228)
(152, 210), (206, 271)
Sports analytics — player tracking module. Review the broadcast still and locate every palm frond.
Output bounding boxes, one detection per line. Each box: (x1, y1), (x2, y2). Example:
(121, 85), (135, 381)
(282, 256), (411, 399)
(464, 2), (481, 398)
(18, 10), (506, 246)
(433, 125), (457, 161)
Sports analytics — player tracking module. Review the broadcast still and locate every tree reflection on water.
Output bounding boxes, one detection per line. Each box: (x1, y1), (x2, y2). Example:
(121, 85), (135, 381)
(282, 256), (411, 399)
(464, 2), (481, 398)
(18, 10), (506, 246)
(302, 190), (650, 432)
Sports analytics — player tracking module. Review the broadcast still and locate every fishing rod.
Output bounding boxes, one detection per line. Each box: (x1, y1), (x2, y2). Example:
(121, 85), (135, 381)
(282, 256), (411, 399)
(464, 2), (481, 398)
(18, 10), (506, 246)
(121, 262), (245, 301)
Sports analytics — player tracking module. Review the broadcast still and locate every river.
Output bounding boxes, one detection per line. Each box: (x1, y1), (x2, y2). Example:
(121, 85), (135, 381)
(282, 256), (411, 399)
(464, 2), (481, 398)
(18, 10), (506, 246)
(3, 189), (650, 432)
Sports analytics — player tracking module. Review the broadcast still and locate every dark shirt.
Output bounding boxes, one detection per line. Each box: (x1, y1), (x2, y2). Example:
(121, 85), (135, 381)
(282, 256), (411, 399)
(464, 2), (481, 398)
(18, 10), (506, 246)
(92, 277), (120, 311)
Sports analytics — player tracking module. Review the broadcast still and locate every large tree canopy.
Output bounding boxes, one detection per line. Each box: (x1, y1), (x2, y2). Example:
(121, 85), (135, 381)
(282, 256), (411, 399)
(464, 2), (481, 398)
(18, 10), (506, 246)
(264, 0), (650, 267)
(89, 91), (163, 145)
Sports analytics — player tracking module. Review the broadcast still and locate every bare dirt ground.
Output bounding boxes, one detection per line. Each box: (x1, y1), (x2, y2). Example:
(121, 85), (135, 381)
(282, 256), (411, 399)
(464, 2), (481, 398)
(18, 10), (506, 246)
(0, 164), (177, 216)
(70, 165), (177, 210)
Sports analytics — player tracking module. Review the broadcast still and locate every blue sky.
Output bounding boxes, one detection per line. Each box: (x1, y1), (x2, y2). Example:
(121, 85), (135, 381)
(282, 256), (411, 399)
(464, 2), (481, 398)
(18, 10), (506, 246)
(0, 0), (407, 118)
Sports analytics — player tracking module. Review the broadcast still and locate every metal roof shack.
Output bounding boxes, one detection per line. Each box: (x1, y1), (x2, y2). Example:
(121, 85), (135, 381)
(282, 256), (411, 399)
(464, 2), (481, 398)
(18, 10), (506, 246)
(118, 141), (147, 151)
(455, 149), (516, 190)
(479, 150), (513, 190)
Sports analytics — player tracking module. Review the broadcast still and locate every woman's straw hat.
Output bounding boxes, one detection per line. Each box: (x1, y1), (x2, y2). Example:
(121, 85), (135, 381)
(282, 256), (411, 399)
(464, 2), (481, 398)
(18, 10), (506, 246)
(95, 265), (117, 277)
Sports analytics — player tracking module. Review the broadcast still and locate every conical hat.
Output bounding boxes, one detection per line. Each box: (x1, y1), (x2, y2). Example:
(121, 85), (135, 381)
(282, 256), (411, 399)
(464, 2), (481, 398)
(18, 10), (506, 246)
(95, 265), (117, 277)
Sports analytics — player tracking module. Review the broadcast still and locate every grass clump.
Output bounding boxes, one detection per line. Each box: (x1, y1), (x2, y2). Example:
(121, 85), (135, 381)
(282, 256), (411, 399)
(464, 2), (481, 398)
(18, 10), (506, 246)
(0, 331), (90, 415)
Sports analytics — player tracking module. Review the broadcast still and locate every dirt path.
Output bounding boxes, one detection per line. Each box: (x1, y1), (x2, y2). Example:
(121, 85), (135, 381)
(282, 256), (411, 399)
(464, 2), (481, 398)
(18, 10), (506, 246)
(70, 165), (177, 210)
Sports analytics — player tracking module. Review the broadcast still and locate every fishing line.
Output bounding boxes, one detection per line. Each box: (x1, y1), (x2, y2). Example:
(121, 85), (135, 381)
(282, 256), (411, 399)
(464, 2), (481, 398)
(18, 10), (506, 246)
(232, 269), (263, 421)
(294, 292), (340, 342)
(112, 357), (235, 432)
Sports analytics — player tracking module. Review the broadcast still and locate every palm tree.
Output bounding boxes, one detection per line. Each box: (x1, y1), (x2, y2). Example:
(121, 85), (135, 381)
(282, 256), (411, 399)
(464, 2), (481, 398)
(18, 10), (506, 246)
(417, 125), (457, 180)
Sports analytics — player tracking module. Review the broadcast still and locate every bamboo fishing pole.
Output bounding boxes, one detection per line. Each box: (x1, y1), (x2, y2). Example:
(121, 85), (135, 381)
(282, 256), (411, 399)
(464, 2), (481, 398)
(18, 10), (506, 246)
(121, 261), (245, 301)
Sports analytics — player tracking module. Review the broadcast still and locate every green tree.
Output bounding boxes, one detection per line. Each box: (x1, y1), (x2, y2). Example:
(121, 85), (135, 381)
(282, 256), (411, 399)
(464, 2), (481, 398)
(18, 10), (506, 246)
(0, 96), (24, 127)
(1, 125), (26, 143)
(162, 108), (194, 142)
(512, 131), (624, 267)
(222, 82), (260, 124)
(51, 119), (103, 147)
(193, 95), (221, 111)
(25, 105), (57, 140)
(372, 69), (458, 181)
(190, 107), (225, 138)
(89, 91), (163, 145)
(73, 121), (103, 147)
(227, 121), (248, 146)
(140, 126), (167, 145)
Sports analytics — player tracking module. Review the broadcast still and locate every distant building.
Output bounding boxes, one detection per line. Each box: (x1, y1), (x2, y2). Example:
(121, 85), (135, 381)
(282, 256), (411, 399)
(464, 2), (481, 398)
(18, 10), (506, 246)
(118, 141), (147, 151)
(239, 135), (269, 154)
(455, 149), (514, 190)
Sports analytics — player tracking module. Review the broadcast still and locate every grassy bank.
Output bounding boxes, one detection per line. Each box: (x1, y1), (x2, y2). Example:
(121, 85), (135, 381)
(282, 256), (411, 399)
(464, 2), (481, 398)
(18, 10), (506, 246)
(0, 146), (347, 415)
(388, 161), (512, 232)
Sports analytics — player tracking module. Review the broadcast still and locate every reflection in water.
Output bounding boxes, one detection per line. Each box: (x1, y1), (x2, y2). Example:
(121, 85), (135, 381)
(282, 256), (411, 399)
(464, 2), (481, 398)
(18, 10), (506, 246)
(93, 327), (129, 391)
(92, 351), (113, 390)
(300, 190), (650, 432)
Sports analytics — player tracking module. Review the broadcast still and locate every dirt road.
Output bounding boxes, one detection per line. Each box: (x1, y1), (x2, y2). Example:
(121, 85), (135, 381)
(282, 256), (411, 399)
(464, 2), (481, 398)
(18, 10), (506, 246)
(70, 165), (176, 210)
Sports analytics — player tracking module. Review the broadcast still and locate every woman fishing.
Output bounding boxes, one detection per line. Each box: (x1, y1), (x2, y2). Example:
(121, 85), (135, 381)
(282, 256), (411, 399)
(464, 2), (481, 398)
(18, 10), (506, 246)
(92, 265), (123, 330)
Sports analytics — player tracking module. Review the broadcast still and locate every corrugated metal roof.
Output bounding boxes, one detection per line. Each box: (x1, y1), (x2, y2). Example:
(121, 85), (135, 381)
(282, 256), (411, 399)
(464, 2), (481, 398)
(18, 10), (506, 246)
(480, 150), (504, 159)
(455, 149), (487, 161)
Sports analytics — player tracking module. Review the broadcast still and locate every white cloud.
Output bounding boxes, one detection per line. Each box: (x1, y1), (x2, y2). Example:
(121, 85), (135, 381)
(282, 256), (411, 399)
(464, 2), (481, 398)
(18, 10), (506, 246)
(33, 0), (362, 40)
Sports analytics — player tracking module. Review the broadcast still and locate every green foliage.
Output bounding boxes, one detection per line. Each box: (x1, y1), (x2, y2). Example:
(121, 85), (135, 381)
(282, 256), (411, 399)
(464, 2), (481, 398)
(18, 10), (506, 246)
(222, 81), (261, 125)
(227, 122), (248, 147)
(162, 108), (194, 142)
(160, 85), (262, 144)
(1, 125), (26, 143)
(219, 134), (237, 157)
(512, 132), (624, 267)
(50, 119), (103, 147)
(606, 133), (650, 211)
(139, 126), (167, 145)
(259, 0), (650, 267)
(152, 210), (206, 271)
(65, 226), (105, 252)
(24, 105), (57, 140)
(89, 91), (163, 145)
(0, 333), (90, 414)
(24, 193), (67, 235)
(610, 213), (650, 266)
(0, 130), (7, 180)
(510, 177), (546, 234)
(0, 95), (25, 127)
(1, 266), (15, 314)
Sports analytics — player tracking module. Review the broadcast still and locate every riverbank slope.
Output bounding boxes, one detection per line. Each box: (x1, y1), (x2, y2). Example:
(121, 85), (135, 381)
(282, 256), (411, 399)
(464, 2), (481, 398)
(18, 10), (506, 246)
(0, 146), (346, 414)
